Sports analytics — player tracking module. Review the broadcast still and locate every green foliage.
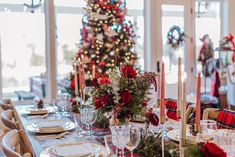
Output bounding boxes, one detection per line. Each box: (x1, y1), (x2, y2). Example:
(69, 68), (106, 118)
(95, 110), (110, 128)
(185, 144), (204, 157)
(136, 128), (173, 157)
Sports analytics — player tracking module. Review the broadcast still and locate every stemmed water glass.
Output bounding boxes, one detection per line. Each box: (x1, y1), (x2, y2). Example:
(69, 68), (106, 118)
(126, 126), (141, 157)
(110, 125), (130, 157)
(80, 106), (97, 138)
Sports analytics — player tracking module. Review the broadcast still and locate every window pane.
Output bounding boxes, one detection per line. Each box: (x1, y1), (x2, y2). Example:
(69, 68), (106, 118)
(126, 0), (143, 10)
(55, 1), (84, 93)
(195, 1), (221, 62)
(0, 4), (45, 100)
(161, 5), (185, 84)
(55, 0), (86, 8)
(126, 1), (144, 69)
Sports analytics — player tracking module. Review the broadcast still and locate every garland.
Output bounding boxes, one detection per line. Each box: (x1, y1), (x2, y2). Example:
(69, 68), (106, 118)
(167, 25), (185, 49)
(221, 33), (235, 62)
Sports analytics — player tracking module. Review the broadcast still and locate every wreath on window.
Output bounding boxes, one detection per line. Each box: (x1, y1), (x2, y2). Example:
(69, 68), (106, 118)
(167, 25), (185, 49)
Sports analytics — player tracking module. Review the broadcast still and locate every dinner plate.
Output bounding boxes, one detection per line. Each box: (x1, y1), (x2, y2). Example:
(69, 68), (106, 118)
(40, 141), (108, 157)
(166, 128), (196, 144)
(27, 119), (75, 133)
(25, 105), (55, 115)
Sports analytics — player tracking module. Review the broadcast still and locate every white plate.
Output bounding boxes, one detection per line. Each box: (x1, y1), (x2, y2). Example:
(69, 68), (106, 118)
(25, 106), (55, 115)
(40, 141), (108, 157)
(166, 128), (196, 144)
(27, 120), (75, 133)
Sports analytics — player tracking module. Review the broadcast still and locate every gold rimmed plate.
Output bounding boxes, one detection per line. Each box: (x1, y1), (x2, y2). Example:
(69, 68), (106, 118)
(27, 119), (75, 134)
(40, 141), (108, 157)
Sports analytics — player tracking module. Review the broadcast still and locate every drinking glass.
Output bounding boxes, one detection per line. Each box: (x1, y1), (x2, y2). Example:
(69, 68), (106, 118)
(80, 106), (97, 138)
(126, 126), (141, 157)
(110, 125), (130, 157)
(73, 114), (84, 139)
(214, 130), (235, 157)
(56, 93), (71, 116)
(200, 120), (217, 136)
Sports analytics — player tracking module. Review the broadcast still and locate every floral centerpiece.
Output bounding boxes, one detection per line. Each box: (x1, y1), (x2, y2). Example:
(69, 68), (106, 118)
(91, 66), (157, 125)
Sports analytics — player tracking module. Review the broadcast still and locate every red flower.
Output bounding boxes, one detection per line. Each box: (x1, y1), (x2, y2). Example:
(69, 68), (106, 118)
(92, 78), (99, 87)
(102, 94), (114, 106)
(95, 99), (103, 109)
(121, 66), (137, 78)
(146, 110), (159, 126)
(200, 142), (227, 157)
(99, 77), (110, 85)
(120, 91), (132, 105)
(70, 79), (75, 89)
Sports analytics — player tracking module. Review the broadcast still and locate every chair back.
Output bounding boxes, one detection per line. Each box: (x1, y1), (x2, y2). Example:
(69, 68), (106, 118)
(0, 99), (13, 110)
(165, 99), (195, 123)
(1, 110), (18, 130)
(202, 108), (220, 120)
(1, 129), (21, 157)
(227, 64), (235, 109)
(217, 109), (235, 129)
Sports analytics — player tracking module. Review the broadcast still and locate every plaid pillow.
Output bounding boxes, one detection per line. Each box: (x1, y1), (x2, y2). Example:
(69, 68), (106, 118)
(165, 99), (179, 121)
(217, 109), (235, 129)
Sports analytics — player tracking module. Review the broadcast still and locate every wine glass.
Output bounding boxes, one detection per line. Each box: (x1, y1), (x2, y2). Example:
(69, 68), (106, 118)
(110, 125), (130, 157)
(56, 93), (71, 116)
(214, 130), (235, 157)
(126, 126), (141, 157)
(73, 114), (84, 139)
(80, 106), (97, 138)
(200, 120), (217, 136)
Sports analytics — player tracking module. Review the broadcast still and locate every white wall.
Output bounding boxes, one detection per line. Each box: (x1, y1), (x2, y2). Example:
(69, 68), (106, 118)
(228, 0), (235, 35)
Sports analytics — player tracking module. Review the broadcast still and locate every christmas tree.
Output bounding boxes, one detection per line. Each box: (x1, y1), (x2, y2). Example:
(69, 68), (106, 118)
(67, 0), (138, 99)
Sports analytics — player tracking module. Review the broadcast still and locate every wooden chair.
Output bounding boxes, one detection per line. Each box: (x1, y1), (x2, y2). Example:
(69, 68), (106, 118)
(203, 108), (235, 129)
(1, 110), (18, 130)
(0, 99), (13, 111)
(202, 108), (220, 120)
(1, 129), (31, 157)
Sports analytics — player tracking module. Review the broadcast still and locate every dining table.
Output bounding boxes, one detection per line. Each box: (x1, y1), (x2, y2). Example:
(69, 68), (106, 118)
(13, 103), (183, 157)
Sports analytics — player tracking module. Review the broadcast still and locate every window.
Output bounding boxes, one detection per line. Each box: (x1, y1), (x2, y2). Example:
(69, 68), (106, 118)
(126, 0), (144, 69)
(0, 1), (46, 100)
(161, 5), (185, 84)
(54, 0), (85, 94)
(195, 1), (221, 70)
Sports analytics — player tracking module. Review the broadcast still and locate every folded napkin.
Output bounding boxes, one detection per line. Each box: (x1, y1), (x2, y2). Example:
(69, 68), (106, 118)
(38, 120), (66, 128)
(38, 120), (66, 133)
(27, 106), (48, 114)
(54, 143), (94, 157)
(39, 127), (65, 133)
(29, 109), (48, 115)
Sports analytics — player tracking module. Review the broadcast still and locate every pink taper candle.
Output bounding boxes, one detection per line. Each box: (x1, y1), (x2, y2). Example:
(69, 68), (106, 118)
(82, 55), (85, 90)
(74, 62), (78, 96)
(78, 58), (82, 97)
(195, 72), (201, 132)
(160, 63), (165, 124)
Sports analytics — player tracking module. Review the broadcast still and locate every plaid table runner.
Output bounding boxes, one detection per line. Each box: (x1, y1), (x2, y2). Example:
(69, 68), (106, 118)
(69, 113), (140, 156)
(217, 109), (235, 129)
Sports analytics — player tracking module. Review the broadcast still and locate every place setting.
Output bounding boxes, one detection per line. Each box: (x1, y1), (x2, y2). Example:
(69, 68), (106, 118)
(24, 100), (56, 116)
